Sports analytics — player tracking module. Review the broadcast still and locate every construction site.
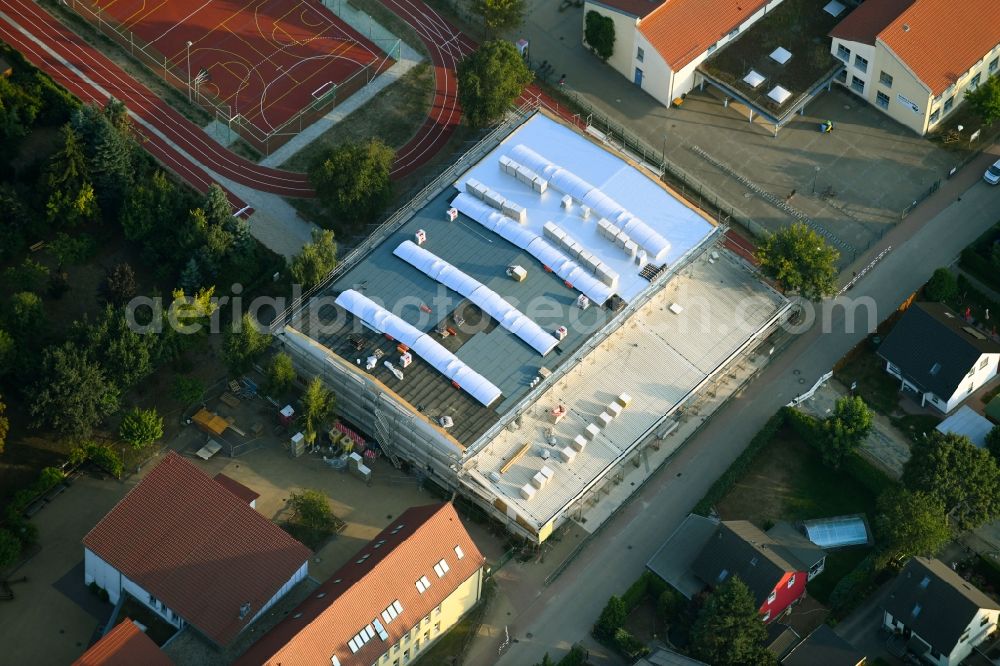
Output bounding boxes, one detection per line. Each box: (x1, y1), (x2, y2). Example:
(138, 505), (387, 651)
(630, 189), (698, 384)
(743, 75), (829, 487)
(279, 110), (792, 543)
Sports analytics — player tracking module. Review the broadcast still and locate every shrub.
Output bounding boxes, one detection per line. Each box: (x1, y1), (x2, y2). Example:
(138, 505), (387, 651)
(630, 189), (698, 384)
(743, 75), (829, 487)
(658, 587), (686, 625)
(593, 595), (626, 640)
(925, 267), (958, 302)
(614, 627), (651, 660)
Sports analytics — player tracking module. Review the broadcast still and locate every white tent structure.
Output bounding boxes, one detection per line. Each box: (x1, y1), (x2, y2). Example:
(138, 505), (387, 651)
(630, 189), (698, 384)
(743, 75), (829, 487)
(335, 290), (503, 407)
(507, 144), (672, 262)
(452, 193), (614, 305)
(393, 241), (560, 356)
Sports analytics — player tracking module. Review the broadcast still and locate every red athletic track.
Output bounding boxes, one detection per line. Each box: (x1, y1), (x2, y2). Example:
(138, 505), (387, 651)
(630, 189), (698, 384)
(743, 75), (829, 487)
(1, 0), (599, 201)
(0, 0), (314, 198)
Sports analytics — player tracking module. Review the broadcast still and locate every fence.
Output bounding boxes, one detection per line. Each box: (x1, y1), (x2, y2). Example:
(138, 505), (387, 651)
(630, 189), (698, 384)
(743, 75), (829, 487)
(65, 0), (398, 155)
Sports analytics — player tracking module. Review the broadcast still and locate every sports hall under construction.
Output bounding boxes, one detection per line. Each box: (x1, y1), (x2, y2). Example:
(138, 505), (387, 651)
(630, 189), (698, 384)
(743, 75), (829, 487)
(279, 110), (791, 543)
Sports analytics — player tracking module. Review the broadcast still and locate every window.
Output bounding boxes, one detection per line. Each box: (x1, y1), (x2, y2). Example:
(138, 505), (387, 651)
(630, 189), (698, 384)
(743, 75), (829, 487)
(454, 545), (464, 559)
(762, 610), (771, 622)
(930, 108), (941, 124)
(944, 96), (954, 112)
(767, 589), (777, 605)
(970, 73), (982, 90)
(636, 46), (644, 62)
(969, 365), (977, 377)
(423, 631), (430, 643)
(876, 91), (890, 109)
(854, 54), (868, 72)
(434, 559), (450, 577)
(990, 57), (999, 73)
(968, 384), (975, 395)
(415, 576), (431, 593)
(960, 631), (970, 643)
(837, 44), (851, 62)
(982, 615), (991, 626)
(435, 605), (442, 616)
(983, 357), (991, 369)
(707, 43), (718, 55)
(728, 27), (739, 38)
(879, 71), (893, 87)
(787, 574), (796, 589)
(851, 76), (865, 95)
(434, 621), (441, 633)
(836, 69), (847, 83)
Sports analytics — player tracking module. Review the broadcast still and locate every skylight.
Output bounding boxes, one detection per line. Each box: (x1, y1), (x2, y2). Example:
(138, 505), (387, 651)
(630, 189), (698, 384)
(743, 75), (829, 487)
(455, 545), (464, 559)
(770, 47), (792, 65)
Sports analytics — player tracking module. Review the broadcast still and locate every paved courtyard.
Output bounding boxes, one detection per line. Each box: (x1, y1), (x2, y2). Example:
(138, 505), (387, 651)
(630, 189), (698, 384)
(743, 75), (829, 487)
(519, 0), (962, 264)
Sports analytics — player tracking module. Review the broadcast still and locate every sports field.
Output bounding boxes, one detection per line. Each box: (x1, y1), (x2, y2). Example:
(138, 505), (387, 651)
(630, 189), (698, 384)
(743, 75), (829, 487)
(84, 0), (392, 134)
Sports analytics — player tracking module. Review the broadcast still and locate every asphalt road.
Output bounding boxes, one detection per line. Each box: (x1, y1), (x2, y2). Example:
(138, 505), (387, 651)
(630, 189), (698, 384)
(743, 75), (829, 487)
(486, 149), (1000, 665)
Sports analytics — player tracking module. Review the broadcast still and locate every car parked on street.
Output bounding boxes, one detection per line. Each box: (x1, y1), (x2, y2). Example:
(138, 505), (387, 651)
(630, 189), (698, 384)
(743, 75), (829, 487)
(985, 158), (1000, 185)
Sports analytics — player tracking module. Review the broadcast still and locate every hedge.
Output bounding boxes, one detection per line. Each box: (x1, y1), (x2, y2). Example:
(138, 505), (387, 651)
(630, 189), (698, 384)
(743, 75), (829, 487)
(692, 409), (788, 516)
(614, 627), (651, 660)
(828, 553), (882, 619)
(622, 570), (669, 611)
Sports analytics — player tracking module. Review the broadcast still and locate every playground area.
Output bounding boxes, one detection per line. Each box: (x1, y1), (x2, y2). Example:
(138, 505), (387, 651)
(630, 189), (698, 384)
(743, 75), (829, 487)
(72, 0), (395, 146)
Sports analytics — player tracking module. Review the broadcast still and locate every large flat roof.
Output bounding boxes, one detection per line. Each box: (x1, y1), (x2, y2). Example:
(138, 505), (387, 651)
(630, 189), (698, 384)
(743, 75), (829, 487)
(296, 112), (717, 446)
(462, 251), (787, 530)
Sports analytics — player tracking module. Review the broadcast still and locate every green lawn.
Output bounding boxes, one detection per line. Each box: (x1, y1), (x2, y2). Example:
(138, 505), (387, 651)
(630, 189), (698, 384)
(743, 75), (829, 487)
(716, 425), (878, 604)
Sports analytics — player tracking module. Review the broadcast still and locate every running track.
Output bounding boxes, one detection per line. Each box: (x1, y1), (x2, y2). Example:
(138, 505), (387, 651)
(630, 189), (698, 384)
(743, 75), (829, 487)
(0, 0), (585, 198)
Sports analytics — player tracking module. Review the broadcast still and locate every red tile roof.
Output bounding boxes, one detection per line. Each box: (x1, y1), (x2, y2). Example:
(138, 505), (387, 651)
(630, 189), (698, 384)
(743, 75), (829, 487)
(214, 473), (261, 505)
(72, 619), (174, 666)
(82, 453), (311, 646)
(831, 0), (1000, 96)
(639, 0), (771, 70)
(879, 0), (1000, 96)
(235, 503), (486, 666)
(829, 0), (915, 45)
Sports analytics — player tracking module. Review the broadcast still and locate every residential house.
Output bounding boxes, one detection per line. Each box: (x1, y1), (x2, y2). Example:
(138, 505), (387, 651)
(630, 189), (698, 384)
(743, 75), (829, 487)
(647, 517), (826, 622)
(581, 0), (785, 106)
(883, 557), (1000, 666)
(781, 624), (866, 666)
(83, 452), (311, 647)
(830, 0), (1000, 135)
(877, 302), (1000, 414)
(72, 618), (173, 666)
(236, 502), (486, 666)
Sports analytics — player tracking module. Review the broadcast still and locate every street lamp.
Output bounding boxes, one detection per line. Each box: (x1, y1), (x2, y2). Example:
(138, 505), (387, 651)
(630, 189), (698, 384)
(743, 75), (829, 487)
(186, 41), (193, 102)
(812, 165), (821, 194)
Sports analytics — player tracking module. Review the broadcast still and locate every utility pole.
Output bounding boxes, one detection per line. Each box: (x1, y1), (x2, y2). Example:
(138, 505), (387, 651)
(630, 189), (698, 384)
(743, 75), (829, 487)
(186, 41), (193, 101)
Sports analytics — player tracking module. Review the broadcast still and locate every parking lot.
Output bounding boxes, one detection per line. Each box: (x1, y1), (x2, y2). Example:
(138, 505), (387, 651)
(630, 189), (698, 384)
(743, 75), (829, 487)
(520, 0), (964, 264)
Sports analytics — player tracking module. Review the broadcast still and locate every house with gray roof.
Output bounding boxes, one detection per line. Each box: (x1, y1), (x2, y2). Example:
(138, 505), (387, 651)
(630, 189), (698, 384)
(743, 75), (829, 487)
(878, 302), (1000, 414)
(781, 624), (865, 666)
(883, 557), (1000, 666)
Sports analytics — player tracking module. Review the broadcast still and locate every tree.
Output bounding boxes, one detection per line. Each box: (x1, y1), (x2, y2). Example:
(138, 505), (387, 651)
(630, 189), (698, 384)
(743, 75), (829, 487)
(300, 376), (335, 444)
(223, 313), (271, 374)
(76, 305), (155, 390)
(119, 406), (164, 449)
(0, 74), (43, 144)
(45, 181), (99, 228)
(690, 577), (775, 666)
(756, 222), (840, 300)
(46, 124), (89, 194)
(266, 352), (297, 395)
(0, 528), (20, 570)
(819, 395), (873, 467)
(0, 184), (30, 263)
(593, 594), (626, 640)
(987, 425), (1000, 462)
(457, 40), (533, 128)
(309, 139), (394, 226)
(965, 75), (1000, 125)
(534, 655), (556, 666)
(0, 331), (13, 376)
(584, 11), (615, 62)
(72, 103), (134, 214)
(0, 396), (8, 456)
(287, 489), (334, 532)
(472, 0), (524, 35)
(30, 341), (120, 435)
(104, 262), (137, 305)
(119, 169), (175, 241)
(203, 183), (232, 228)
(290, 228), (338, 288)
(171, 376), (204, 405)
(925, 267), (958, 302)
(875, 488), (951, 563)
(49, 232), (96, 269)
(6, 291), (45, 339)
(3, 259), (49, 292)
(902, 431), (1000, 531)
